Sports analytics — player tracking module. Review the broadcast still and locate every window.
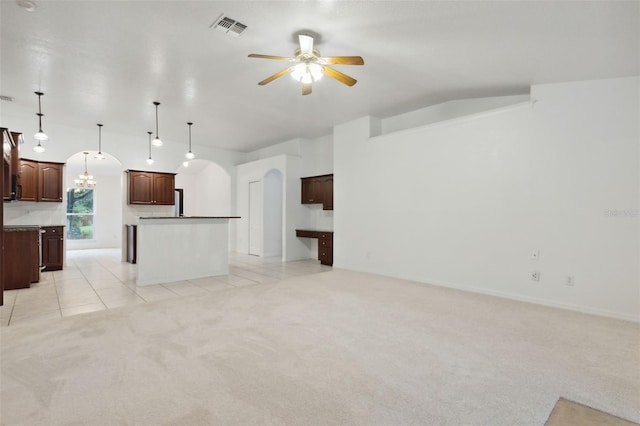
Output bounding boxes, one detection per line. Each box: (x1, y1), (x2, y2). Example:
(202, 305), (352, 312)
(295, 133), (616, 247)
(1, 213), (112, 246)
(66, 188), (94, 240)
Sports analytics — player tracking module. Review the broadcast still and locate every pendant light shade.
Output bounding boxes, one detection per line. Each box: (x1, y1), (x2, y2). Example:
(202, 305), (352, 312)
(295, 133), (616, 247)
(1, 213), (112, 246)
(185, 122), (195, 160)
(146, 131), (154, 165)
(95, 124), (105, 160)
(152, 102), (163, 147)
(33, 142), (45, 153)
(34, 91), (48, 141)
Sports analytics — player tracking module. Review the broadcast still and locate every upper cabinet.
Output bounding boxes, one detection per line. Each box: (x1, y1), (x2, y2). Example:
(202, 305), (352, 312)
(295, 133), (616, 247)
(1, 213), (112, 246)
(18, 159), (38, 201)
(38, 162), (64, 202)
(127, 170), (176, 205)
(2, 128), (16, 201)
(17, 159), (65, 202)
(301, 173), (333, 210)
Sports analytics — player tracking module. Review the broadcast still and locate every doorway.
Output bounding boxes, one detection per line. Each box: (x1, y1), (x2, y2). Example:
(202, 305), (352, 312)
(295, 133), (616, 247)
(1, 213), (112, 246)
(64, 151), (123, 250)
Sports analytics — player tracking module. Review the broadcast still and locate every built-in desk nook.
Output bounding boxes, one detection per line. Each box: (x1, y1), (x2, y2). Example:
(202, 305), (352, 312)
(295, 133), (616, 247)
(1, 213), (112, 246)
(295, 229), (333, 266)
(134, 216), (240, 286)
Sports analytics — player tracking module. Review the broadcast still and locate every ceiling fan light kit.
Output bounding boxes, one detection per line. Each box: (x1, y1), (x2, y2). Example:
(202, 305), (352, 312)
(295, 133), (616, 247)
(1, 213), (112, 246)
(249, 33), (364, 95)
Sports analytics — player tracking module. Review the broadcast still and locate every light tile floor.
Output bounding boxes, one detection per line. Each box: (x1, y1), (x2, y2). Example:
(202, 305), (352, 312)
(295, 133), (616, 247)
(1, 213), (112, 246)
(1, 249), (331, 327)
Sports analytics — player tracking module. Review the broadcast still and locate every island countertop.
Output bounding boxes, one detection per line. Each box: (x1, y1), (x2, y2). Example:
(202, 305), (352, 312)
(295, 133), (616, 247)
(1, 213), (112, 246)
(137, 216), (240, 220)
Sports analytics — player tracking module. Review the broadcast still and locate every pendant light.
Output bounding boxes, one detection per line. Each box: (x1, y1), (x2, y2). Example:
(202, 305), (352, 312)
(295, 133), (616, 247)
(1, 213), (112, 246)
(146, 131), (154, 165)
(95, 124), (105, 159)
(185, 122), (195, 160)
(33, 91), (47, 152)
(33, 141), (45, 153)
(152, 102), (162, 147)
(75, 152), (96, 188)
(34, 91), (48, 141)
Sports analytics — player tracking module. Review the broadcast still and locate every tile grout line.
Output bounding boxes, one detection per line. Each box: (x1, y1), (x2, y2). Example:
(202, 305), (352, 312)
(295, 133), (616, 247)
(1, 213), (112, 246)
(51, 270), (64, 320)
(71, 256), (109, 311)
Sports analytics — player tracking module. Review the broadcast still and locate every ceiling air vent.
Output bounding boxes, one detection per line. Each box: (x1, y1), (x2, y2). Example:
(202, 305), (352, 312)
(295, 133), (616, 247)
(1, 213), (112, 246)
(0, 95), (14, 102)
(210, 13), (247, 37)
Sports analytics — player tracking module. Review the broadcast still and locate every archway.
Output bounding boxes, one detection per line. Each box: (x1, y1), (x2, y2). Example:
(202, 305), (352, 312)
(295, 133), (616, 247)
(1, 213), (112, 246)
(65, 151), (124, 250)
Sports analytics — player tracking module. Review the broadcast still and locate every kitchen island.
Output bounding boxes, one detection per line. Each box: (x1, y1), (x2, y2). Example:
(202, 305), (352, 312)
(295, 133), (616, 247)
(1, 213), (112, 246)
(135, 216), (239, 286)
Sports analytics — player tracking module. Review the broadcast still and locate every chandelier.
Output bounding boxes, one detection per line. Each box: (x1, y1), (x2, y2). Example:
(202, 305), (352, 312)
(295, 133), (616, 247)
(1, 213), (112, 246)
(75, 152), (96, 188)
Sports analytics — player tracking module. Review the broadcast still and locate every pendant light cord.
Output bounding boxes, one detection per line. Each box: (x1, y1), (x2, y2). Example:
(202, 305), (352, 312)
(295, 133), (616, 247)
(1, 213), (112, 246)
(36, 92), (44, 132)
(98, 124), (103, 152)
(154, 102), (160, 139)
(188, 122), (192, 151)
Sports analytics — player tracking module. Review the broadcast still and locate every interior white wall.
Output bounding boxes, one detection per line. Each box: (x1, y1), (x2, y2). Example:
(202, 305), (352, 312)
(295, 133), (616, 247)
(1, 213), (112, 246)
(175, 161), (231, 217)
(263, 169), (283, 258)
(382, 94), (531, 135)
(334, 77), (639, 321)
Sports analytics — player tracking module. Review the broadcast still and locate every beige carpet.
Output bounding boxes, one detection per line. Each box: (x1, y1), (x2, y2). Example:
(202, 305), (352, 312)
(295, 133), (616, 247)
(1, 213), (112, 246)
(546, 398), (640, 426)
(1, 269), (639, 425)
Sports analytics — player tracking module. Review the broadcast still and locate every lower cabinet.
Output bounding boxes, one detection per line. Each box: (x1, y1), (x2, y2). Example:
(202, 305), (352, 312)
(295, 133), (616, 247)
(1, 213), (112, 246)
(318, 232), (333, 266)
(3, 228), (40, 290)
(295, 229), (333, 266)
(41, 226), (64, 271)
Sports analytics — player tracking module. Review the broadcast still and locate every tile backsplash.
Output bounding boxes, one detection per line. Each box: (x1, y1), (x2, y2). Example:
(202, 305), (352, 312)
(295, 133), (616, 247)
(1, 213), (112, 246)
(4, 202), (66, 226)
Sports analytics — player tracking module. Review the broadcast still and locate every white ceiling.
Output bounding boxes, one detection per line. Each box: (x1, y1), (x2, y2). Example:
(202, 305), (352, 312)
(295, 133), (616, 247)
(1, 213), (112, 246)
(1, 1), (638, 153)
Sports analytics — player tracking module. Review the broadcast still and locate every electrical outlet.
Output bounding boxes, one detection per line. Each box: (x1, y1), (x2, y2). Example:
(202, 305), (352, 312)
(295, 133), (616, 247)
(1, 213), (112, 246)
(566, 276), (574, 286)
(531, 249), (540, 260)
(531, 271), (540, 281)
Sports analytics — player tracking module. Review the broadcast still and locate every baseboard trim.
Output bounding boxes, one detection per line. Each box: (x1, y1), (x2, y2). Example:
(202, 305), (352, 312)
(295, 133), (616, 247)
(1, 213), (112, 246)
(334, 265), (639, 323)
(422, 277), (639, 323)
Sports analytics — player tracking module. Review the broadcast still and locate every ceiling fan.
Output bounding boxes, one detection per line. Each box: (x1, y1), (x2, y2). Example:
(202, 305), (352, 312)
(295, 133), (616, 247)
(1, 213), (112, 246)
(248, 34), (364, 95)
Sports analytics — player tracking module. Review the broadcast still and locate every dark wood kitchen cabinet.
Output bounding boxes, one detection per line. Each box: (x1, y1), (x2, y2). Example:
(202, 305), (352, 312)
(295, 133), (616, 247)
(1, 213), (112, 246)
(3, 227), (40, 290)
(41, 226), (64, 271)
(18, 159), (38, 201)
(2, 128), (16, 201)
(17, 159), (64, 202)
(318, 232), (333, 266)
(295, 229), (334, 266)
(301, 174), (333, 210)
(38, 162), (64, 202)
(153, 173), (175, 205)
(127, 170), (176, 205)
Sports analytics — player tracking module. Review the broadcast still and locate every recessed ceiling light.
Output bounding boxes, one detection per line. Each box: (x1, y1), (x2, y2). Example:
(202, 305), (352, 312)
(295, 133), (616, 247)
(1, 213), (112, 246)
(16, 0), (37, 12)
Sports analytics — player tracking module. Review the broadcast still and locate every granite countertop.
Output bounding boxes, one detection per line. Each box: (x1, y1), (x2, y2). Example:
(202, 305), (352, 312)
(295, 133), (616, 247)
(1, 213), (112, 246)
(4, 225), (42, 231)
(4, 224), (66, 231)
(137, 216), (241, 220)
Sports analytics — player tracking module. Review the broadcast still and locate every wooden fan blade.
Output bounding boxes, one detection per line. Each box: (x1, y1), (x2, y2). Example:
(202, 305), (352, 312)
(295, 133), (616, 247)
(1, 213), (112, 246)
(302, 83), (312, 96)
(321, 66), (357, 87)
(258, 66), (295, 86)
(319, 56), (364, 66)
(248, 54), (294, 62)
